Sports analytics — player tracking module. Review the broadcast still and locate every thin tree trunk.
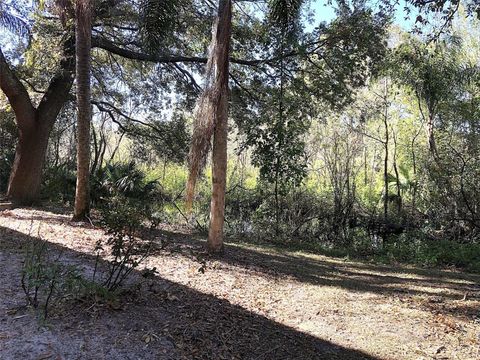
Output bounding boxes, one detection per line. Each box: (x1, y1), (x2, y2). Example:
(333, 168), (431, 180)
(91, 125), (99, 174)
(275, 28), (285, 236)
(426, 114), (437, 157)
(392, 131), (401, 212)
(73, 0), (93, 221)
(382, 79), (389, 242)
(207, 0), (232, 253)
(185, 171), (197, 215)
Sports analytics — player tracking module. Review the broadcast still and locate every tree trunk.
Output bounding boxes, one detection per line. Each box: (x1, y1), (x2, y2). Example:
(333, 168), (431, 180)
(185, 171), (197, 215)
(7, 121), (50, 205)
(426, 114), (437, 156)
(208, 97), (228, 252)
(382, 79), (389, 243)
(73, 0), (93, 221)
(207, 0), (232, 253)
(392, 132), (402, 212)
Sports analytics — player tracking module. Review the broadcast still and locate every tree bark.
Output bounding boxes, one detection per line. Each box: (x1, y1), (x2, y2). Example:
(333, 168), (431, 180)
(208, 98), (228, 252)
(382, 79), (389, 243)
(207, 0), (232, 253)
(7, 120), (50, 204)
(185, 172), (197, 215)
(426, 114), (437, 157)
(73, 0), (93, 221)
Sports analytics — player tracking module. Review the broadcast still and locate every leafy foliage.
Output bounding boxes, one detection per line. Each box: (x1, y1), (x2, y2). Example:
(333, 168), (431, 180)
(139, 0), (181, 53)
(92, 161), (161, 204)
(97, 196), (158, 291)
(0, 108), (16, 193)
(21, 237), (85, 319)
(0, 1), (29, 37)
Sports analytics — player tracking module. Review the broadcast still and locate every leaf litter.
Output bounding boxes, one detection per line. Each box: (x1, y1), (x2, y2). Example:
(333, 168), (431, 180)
(0, 207), (479, 359)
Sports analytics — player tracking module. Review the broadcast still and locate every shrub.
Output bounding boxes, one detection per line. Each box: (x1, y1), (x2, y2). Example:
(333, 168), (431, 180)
(41, 165), (77, 203)
(21, 237), (85, 319)
(92, 162), (163, 207)
(0, 110), (17, 193)
(96, 197), (157, 291)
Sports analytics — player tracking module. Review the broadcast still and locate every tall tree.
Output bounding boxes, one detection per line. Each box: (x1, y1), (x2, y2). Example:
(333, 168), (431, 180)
(0, 2), (75, 204)
(206, 0), (232, 252)
(1, 0), (181, 204)
(186, 0), (232, 253)
(72, 0), (93, 220)
(392, 37), (461, 157)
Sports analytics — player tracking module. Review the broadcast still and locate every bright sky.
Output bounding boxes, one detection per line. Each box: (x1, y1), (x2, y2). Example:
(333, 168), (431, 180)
(308, 0), (417, 30)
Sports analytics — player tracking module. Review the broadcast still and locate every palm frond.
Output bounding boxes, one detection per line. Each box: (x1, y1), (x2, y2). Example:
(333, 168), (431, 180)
(268, 0), (305, 32)
(0, 4), (29, 37)
(185, 0), (231, 212)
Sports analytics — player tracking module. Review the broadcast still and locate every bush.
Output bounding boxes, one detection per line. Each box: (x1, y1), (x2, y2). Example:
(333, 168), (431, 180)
(0, 110), (17, 193)
(41, 165), (77, 203)
(96, 196), (158, 291)
(375, 231), (480, 272)
(21, 237), (85, 319)
(92, 162), (163, 205)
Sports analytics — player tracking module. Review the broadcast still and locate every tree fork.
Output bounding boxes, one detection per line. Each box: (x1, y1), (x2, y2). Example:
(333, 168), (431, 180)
(0, 37), (75, 204)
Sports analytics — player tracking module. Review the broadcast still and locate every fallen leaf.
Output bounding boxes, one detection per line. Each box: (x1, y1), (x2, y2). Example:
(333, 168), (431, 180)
(142, 334), (151, 344)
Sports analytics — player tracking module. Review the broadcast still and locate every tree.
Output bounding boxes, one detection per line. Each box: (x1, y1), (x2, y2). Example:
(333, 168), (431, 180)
(187, 0), (312, 251)
(186, 0), (232, 253)
(0, 0), (185, 204)
(392, 37), (462, 157)
(72, 0), (93, 221)
(207, 0), (231, 252)
(0, 13), (75, 204)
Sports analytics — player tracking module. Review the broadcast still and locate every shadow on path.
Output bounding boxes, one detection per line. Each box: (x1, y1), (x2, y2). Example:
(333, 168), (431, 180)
(0, 225), (381, 360)
(150, 228), (480, 303)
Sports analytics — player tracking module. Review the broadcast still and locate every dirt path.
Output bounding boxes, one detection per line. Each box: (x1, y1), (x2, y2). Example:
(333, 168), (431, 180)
(0, 208), (479, 359)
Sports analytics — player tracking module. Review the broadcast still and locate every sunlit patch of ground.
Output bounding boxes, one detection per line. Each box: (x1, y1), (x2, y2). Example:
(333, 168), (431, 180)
(1, 207), (479, 359)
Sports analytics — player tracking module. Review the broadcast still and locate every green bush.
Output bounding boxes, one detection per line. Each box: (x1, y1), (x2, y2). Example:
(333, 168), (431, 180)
(0, 110), (17, 193)
(41, 165), (77, 203)
(22, 238), (86, 319)
(377, 231), (480, 272)
(92, 161), (162, 204)
(97, 196), (158, 291)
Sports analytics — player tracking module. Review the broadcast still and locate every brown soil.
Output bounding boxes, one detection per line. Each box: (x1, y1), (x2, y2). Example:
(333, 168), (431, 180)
(0, 207), (479, 360)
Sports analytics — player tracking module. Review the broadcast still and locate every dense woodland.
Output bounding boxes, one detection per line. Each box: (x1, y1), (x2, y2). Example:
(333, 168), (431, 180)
(3, 0), (480, 268)
(0, 1), (480, 358)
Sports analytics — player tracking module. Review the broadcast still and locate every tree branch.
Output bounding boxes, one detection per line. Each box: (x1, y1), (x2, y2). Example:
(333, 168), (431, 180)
(37, 34), (76, 126)
(91, 36), (300, 66)
(0, 45), (35, 129)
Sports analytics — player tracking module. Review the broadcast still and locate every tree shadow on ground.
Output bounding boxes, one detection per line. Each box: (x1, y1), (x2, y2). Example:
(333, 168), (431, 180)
(149, 228), (480, 305)
(0, 226), (381, 360)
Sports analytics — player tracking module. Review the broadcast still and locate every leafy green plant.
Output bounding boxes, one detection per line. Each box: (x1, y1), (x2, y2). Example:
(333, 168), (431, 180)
(41, 164), (77, 203)
(0, 109), (17, 193)
(97, 197), (157, 291)
(91, 161), (164, 208)
(21, 237), (84, 319)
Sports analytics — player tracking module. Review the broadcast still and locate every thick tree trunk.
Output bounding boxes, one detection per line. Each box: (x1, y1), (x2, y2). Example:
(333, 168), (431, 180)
(73, 0), (93, 221)
(206, 0), (232, 253)
(7, 121), (50, 205)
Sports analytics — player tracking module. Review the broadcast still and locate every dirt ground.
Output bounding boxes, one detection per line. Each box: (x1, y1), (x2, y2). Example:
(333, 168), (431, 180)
(0, 207), (479, 360)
